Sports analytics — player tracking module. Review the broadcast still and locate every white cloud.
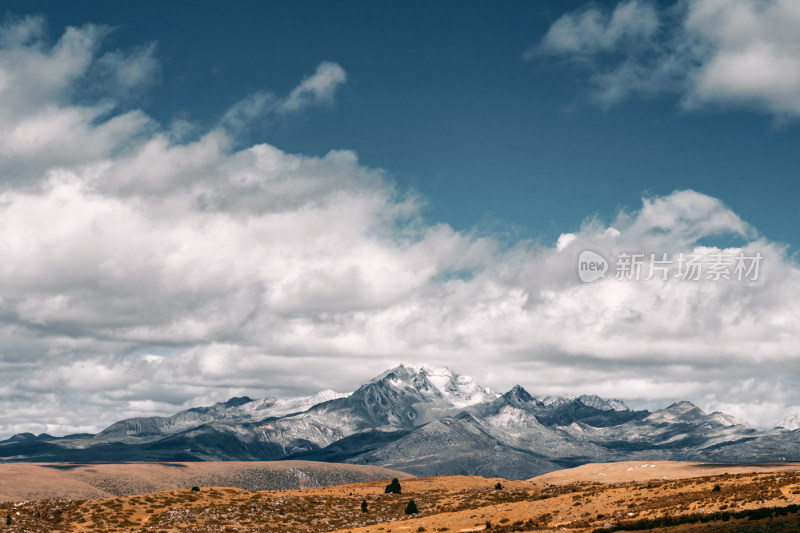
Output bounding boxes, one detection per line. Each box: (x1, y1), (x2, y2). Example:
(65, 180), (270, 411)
(0, 18), (149, 181)
(96, 42), (159, 95)
(221, 61), (347, 131)
(536, 0), (659, 56)
(0, 17), (799, 437)
(685, 0), (800, 115)
(221, 91), (276, 131)
(281, 61), (347, 112)
(537, 0), (800, 117)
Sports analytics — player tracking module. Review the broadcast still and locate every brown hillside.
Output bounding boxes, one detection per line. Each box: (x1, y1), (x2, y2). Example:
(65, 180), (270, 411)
(530, 460), (800, 485)
(0, 461), (410, 502)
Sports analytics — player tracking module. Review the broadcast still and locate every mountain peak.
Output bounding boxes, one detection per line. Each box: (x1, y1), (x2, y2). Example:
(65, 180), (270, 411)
(371, 363), (452, 382)
(223, 396), (254, 408)
(8, 432), (36, 441)
(503, 385), (535, 405)
(580, 395), (629, 412)
(665, 400), (704, 412)
(777, 413), (800, 430)
(646, 401), (707, 424)
(533, 394), (629, 412)
(368, 363), (498, 408)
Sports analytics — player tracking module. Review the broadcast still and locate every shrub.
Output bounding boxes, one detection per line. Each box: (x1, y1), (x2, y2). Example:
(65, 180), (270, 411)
(385, 478), (402, 494)
(191, 486), (200, 492)
(712, 484), (721, 492)
(361, 499), (368, 513)
(405, 499), (419, 514)
(494, 482), (503, 490)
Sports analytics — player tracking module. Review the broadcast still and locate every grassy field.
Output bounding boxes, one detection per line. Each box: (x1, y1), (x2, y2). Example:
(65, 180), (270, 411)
(2, 462), (800, 532)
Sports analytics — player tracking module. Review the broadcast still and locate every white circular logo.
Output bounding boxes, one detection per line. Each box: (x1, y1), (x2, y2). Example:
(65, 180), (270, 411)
(577, 250), (608, 283)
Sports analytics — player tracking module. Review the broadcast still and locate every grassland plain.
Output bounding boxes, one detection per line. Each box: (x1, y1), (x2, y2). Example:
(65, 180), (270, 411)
(2, 463), (800, 532)
(0, 461), (411, 502)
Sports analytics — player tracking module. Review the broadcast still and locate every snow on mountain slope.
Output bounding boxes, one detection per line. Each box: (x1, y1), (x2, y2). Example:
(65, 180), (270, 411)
(244, 390), (351, 419)
(560, 400), (757, 453)
(407, 364), (500, 407)
(93, 390), (351, 443)
(372, 364), (499, 407)
(535, 394), (629, 412)
(335, 412), (563, 478)
(477, 404), (602, 457)
(704, 411), (742, 427)
(643, 402), (742, 429)
(4, 363), (787, 478)
(644, 401), (708, 424)
(256, 364), (500, 452)
(777, 414), (800, 430)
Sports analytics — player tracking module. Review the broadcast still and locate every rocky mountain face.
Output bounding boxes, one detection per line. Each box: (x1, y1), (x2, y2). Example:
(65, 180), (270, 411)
(2, 364), (798, 479)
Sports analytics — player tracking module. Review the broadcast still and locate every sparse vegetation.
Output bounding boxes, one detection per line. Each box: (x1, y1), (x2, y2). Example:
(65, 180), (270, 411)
(2, 466), (800, 532)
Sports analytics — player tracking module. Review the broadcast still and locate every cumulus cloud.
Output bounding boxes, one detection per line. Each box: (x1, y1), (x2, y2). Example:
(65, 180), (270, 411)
(685, 0), (800, 115)
(0, 17), (799, 438)
(536, 0), (800, 117)
(0, 17), (150, 182)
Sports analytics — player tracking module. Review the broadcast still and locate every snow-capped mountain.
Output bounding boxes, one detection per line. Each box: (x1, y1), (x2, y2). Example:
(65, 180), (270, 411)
(92, 390), (352, 443)
(535, 394), (629, 412)
(401, 364), (500, 407)
(2, 363), (798, 479)
(777, 414), (800, 430)
(242, 389), (351, 418)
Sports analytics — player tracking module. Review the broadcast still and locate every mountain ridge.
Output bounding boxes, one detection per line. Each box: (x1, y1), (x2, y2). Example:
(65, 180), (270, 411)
(2, 363), (798, 479)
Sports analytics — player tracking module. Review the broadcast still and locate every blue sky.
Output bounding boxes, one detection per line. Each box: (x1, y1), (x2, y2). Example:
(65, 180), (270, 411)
(1, 1), (800, 437)
(11, 0), (799, 250)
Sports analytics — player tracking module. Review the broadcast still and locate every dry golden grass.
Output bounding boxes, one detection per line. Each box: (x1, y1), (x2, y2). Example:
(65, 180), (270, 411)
(530, 460), (800, 485)
(2, 462), (800, 532)
(0, 461), (410, 502)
